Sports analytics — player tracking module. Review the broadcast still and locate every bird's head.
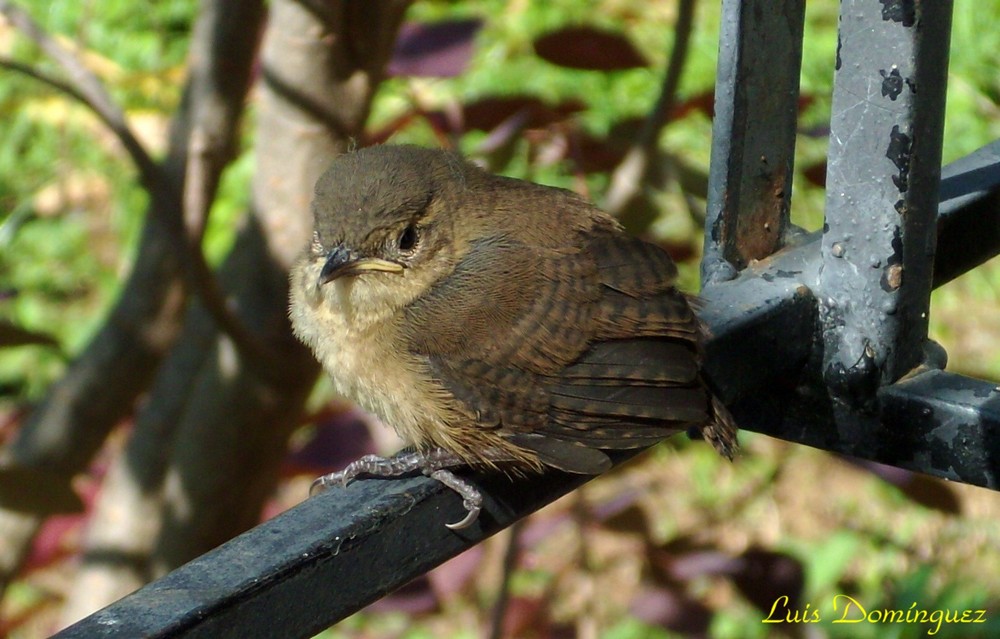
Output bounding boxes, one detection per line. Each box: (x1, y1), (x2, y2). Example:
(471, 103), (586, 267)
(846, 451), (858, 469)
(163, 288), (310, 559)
(292, 145), (481, 324)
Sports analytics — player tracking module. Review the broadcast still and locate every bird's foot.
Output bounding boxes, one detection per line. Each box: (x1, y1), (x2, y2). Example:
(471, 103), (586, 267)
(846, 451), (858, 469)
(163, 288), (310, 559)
(310, 449), (483, 530)
(428, 469), (482, 530)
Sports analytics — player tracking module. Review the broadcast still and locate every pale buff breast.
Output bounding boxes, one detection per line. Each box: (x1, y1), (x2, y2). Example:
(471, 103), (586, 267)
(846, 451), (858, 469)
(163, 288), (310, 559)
(289, 256), (469, 453)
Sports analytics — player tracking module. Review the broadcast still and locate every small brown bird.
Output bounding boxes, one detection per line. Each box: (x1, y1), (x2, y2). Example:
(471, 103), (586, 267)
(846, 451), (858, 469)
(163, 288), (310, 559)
(289, 144), (737, 528)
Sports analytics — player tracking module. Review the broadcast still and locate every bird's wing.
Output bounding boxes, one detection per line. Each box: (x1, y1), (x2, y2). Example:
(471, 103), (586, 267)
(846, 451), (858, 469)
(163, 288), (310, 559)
(404, 232), (716, 474)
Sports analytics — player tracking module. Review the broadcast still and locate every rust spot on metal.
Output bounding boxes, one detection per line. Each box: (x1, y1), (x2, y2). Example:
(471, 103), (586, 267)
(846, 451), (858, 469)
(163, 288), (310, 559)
(726, 164), (790, 269)
(885, 264), (903, 290)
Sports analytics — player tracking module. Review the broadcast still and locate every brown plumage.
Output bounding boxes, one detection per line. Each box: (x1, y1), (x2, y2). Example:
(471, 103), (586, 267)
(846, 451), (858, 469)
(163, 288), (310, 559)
(289, 144), (737, 527)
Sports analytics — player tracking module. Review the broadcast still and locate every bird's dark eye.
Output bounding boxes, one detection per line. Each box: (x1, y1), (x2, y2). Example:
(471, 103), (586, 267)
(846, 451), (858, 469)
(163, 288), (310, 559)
(397, 224), (418, 252)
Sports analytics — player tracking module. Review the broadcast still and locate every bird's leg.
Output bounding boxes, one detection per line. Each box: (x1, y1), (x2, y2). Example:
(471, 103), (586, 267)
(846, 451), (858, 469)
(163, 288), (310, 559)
(311, 448), (505, 529)
(310, 452), (427, 494)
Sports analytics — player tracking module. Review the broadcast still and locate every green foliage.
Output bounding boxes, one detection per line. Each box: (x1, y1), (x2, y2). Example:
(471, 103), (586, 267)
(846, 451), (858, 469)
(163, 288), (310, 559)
(604, 617), (678, 639)
(0, 0), (199, 399)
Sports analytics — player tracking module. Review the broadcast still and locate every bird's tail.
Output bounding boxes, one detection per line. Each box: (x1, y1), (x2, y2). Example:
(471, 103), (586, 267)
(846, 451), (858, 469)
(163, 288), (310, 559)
(701, 395), (739, 460)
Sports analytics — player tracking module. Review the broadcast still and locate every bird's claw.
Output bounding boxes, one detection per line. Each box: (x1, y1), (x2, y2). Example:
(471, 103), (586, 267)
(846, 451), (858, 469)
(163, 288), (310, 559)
(309, 475), (327, 496)
(309, 471), (349, 496)
(430, 469), (483, 529)
(445, 503), (481, 530)
(309, 452), (484, 530)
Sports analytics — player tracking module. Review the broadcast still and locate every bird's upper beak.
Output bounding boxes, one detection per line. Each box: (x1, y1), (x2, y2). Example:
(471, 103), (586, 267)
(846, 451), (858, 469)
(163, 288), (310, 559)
(318, 246), (404, 285)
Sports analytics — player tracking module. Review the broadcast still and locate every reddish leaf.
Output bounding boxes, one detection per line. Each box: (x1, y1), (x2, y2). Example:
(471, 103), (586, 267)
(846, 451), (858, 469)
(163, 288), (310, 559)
(387, 96), (584, 152)
(799, 123), (831, 138)
(534, 26), (648, 71)
(658, 239), (699, 265)
(21, 470), (104, 572)
(520, 510), (572, 547)
(502, 595), (552, 639)
(728, 547), (806, 614)
(801, 161), (828, 187)
(23, 513), (84, 572)
(0, 319), (60, 350)
(0, 406), (28, 444)
(573, 131), (627, 174)
(568, 118), (645, 174)
(670, 90), (717, 120)
(366, 111), (421, 145)
(461, 95), (585, 132)
(388, 18), (483, 78)
(589, 488), (644, 520)
(606, 116), (648, 141)
(476, 108), (534, 163)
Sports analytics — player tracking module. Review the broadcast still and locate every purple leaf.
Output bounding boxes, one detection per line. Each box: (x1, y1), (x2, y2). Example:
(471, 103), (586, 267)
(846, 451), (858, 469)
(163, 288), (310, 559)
(630, 586), (713, 635)
(849, 459), (962, 515)
(389, 18), (483, 78)
(596, 502), (650, 537)
(366, 576), (440, 615)
(283, 406), (378, 474)
(648, 547), (738, 586)
(475, 108), (533, 156)
(426, 545), (484, 601)
(534, 26), (648, 71)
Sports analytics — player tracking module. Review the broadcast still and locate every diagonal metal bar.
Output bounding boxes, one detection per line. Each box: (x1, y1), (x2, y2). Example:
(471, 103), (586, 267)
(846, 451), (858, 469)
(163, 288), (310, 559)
(934, 141), (1000, 287)
(53, 453), (624, 638)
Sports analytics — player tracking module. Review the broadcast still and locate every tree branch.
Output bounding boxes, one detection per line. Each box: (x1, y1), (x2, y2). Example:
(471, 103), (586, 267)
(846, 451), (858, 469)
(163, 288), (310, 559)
(0, 1), (159, 189)
(180, 126), (279, 372)
(604, 0), (696, 216)
(0, 0), (264, 604)
(0, 3), (277, 372)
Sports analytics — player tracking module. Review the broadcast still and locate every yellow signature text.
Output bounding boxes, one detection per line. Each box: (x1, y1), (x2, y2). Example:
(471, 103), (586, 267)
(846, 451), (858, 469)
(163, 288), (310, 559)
(761, 594), (986, 636)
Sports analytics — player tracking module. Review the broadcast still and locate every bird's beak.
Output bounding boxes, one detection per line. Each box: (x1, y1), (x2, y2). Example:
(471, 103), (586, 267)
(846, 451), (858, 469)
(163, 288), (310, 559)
(318, 246), (404, 285)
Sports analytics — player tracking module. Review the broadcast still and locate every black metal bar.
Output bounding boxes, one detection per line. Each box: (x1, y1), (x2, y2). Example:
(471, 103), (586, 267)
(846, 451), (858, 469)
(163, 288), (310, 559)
(54, 450), (638, 638)
(819, 1), (954, 401)
(879, 370), (1000, 488)
(726, 366), (1000, 489)
(934, 140), (1000, 287)
(702, 0), (806, 283)
(699, 235), (818, 405)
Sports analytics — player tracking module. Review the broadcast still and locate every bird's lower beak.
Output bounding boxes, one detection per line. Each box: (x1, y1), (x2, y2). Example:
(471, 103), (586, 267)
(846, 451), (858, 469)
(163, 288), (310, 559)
(319, 246), (404, 285)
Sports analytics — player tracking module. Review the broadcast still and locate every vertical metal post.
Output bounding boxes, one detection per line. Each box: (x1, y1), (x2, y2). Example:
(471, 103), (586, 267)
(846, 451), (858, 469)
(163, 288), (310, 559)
(703, 0), (806, 284)
(820, 1), (953, 407)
